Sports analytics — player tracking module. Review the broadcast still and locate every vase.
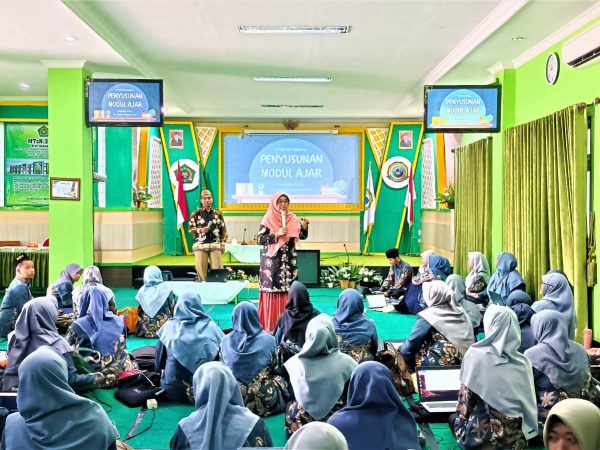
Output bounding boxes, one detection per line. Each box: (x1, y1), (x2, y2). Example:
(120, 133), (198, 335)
(339, 280), (356, 289)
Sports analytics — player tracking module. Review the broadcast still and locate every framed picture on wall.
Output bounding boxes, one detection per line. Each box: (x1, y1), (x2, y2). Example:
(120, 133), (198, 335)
(169, 130), (184, 149)
(50, 177), (80, 201)
(398, 131), (413, 149)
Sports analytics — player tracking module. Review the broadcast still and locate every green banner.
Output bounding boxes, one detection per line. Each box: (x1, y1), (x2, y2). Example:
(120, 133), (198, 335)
(4, 123), (49, 206)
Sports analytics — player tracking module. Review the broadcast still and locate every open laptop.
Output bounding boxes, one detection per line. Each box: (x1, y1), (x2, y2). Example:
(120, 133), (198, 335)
(488, 290), (505, 305)
(206, 269), (229, 283)
(365, 294), (387, 310)
(0, 392), (18, 413)
(416, 366), (461, 413)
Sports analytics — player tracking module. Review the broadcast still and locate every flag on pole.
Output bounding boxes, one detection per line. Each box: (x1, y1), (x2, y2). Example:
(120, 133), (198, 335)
(363, 162), (376, 233)
(174, 161), (189, 230)
(404, 166), (416, 228)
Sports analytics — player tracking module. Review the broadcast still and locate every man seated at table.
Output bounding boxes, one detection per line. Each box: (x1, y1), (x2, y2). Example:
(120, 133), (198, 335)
(0, 253), (35, 337)
(372, 248), (413, 300)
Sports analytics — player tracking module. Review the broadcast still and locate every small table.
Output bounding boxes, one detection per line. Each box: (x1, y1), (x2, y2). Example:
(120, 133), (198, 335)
(225, 244), (261, 263)
(162, 280), (249, 305)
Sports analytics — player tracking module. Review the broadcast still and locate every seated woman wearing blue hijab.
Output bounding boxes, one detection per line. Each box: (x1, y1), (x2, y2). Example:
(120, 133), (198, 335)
(332, 289), (379, 363)
(2, 297), (102, 393)
(135, 265), (176, 338)
(47, 263), (83, 308)
(170, 362), (272, 450)
(66, 286), (136, 388)
(1, 346), (118, 450)
(506, 290), (536, 353)
(284, 314), (357, 438)
(400, 280), (474, 370)
(328, 362), (420, 450)
(156, 292), (224, 403)
(412, 250), (452, 284)
(487, 252), (525, 305)
(524, 310), (592, 436)
(533, 270), (576, 340)
(220, 302), (290, 417)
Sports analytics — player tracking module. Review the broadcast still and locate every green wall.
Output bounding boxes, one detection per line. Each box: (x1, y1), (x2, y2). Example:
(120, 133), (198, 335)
(105, 128), (133, 208)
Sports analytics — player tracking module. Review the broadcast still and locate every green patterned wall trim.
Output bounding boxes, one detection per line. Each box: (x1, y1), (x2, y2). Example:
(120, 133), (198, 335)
(0, 105), (48, 120)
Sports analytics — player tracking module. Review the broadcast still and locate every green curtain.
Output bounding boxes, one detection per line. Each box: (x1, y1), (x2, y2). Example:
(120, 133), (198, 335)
(0, 251), (49, 292)
(454, 137), (492, 276)
(504, 105), (588, 340)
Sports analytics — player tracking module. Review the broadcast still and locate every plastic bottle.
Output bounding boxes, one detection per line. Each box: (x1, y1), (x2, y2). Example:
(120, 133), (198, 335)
(584, 328), (593, 350)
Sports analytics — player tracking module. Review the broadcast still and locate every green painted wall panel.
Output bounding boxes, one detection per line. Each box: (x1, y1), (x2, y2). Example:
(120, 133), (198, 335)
(105, 127), (133, 208)
(0, 105), (48, 120)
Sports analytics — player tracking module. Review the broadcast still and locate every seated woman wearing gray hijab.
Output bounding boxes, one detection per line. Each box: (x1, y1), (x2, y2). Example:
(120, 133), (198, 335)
(524, 310), (592, 436)
(136, 265), (176, 338)
(453, 305), (538, 449)
(170, 362), (272, 450)
(533, 271), (576, 340)
(283, 314), (357, 438)
(446, 274), (482, 330)
(2, 297), (103, 393)
(47, 263), (83, 309)
(399, 280), (474, 370)
(71, 266), (117, 317)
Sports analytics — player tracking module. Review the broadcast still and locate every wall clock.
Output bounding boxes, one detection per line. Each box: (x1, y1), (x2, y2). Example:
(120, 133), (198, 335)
(546, 52), (559, 85)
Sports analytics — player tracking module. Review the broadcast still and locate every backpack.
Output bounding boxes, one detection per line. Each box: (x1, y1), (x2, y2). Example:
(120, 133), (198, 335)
(376, 341), (415, 396)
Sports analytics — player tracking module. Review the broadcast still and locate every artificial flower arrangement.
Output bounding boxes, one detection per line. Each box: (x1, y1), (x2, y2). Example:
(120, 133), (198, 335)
(358, 266), (384, 285)
(225, 267), (258, 283)
(320, 264), (383, 288)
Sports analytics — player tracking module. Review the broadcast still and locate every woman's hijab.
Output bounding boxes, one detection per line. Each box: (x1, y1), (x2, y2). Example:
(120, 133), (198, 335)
(461, 305), (538, 440)
(532, 271), (576, 339)
(135, 265), (173, 319)
(285, 422), (348, 450)
(487, 252), (525, 302)
(525, 310), (589, 395)
(72, 266), (114, 317)
(55, 263), (83, 286)
(284, 314), (358, 420)
(157, 292), (224, 373)
(543, 399), (600, 450)
(428, 254), (452, 280)
(221, 302), (276, 384)
(3, 346), (117, 450)
(275, 281), (319, 345)
(506, 290), (535, 352)
(418, 280), (474, 355)
(465, 251), (491, 289)
(327, 362), (419, 450)
(260, 191), (301, 257)
(2, 297), (72, 390)
(446, 274), (482, 328)
(75, 286), (124, 356)
(332, 289), (376, 346)
(178, 362), (259, 450)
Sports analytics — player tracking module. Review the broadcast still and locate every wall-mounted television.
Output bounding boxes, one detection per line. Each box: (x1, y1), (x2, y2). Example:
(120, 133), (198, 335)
(85, 79), (163, 127)
(424, 85), (501, 133)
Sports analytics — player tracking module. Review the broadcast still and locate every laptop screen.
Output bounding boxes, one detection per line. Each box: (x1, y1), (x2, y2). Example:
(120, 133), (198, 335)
(0, 392), (18, 413)
(416, 367), (461, 402)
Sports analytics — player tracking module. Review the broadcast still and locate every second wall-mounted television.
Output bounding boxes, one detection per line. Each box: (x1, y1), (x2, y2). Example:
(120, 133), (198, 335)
(86, 79), (163, 127)
(424, 84), (501, 133)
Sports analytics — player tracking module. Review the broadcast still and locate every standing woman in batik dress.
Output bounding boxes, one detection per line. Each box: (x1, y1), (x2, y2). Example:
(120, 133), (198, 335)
(257, 192), (309, 332)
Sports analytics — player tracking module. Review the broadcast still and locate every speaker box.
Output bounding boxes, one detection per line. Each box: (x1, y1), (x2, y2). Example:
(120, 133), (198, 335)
(296, 250), (321, 287)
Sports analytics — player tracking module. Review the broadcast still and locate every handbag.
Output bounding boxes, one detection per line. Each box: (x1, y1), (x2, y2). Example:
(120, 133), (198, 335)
(376, 341), (415, 396)
(118, 307), (139, 334)
(114, 371), (164, 408)
(131, 346), (157, 372)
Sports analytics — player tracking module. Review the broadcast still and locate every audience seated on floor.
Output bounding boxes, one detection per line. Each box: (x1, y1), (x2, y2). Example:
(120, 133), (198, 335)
(272, 281), (319, 367)
(283, 314), (357, 438)
(2, 297), (102, 393)
(400, 280), (474, 369)
(220, 301), (290, 417)
(332, 289), (379, 363)
(413, 250), (452, 283)
(0, 253), (34, 338)
(506, 290), (536, 353)
(72, 265), (117, 317)
(373, 248), (413, 300)
(487, 252), (526, 305)
(524, 310), (591, 436)
(136, 265), (176, 338)
(533, 270), (576, 339)
(446, 274), (482, 330)
(543, 398), (600, 450)
(47, 263), (83, 309)
(170, 361), (273, 450)
(452, 305), (538, 449)
(328, 361), (420, 450)
(66, 286), (136, 388)
(156, 292), (224, 403)
(284, 422), (348, 450)
(464, 251), (491, 306)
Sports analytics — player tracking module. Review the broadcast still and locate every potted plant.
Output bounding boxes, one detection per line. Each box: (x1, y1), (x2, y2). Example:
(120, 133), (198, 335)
(320, 267), (338, 288)
(336, 264), (361, 289)
(357, 266), (384, 289)
(435, 183), (455, 209)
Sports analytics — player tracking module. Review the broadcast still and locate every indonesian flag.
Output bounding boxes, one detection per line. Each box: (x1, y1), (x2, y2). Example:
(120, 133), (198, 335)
(174, 161), (189, 230)
(404, 166), (416, 228)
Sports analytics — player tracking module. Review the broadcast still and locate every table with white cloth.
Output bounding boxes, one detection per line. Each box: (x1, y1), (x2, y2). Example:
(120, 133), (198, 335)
(162, 280), (249, 304)
(224, 244), (261, 263)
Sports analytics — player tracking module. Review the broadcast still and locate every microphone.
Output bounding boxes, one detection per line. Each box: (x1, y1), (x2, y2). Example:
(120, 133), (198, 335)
(343, 243), (350, 266)
(241, 228), (247, 245)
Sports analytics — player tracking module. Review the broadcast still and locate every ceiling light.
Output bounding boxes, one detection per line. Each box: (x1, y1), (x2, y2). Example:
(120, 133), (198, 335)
(254, 76), (332, 83)
(261, 104), (324, 108)
(239, 25), (350, 34)
(64, 35), (78, 43)
(18, 82), (30, 90)
(511, 36), (526, 41)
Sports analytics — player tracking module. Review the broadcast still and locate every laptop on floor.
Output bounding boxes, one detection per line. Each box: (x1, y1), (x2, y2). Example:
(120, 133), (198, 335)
(488, 291), (505, 306)
(365, 294), (387, 310)
(416, 366), (461, 413)
(0, 392), (18, 413)
(206, 269), (229, 283)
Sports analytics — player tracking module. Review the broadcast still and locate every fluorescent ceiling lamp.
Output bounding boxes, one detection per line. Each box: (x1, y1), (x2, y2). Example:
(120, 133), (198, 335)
(239, 25), (350, 34)
(261, 104), (324, 108)
(253, 76), (332, 83)
(243, 129), (338, 135)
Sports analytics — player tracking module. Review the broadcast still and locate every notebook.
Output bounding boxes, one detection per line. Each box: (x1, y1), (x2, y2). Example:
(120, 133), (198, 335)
(365, 294), (387, 310)
(0, 392), (18, 413)
(416, 366), (461, 413)
(206, 269), (229, 283)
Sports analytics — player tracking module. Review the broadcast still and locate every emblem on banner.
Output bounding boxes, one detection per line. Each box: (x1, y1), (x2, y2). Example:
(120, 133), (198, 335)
(169, 159), (200, 191)
(381, 156), (411, 189)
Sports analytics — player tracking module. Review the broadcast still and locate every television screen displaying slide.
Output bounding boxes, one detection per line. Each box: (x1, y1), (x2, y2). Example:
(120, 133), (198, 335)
(424, 85), (501, 133)
(86, 79), (163, 127)
(222, 134), (361, 210)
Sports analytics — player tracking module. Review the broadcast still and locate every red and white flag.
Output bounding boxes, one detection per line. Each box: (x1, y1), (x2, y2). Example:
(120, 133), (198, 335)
(174, 161), (189, 230)
(404, 167), (416, 228)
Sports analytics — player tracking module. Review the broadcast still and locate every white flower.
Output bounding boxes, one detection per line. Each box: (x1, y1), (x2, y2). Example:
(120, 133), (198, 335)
(363, 277), (369, 282)
(328, 283), (334, 288)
